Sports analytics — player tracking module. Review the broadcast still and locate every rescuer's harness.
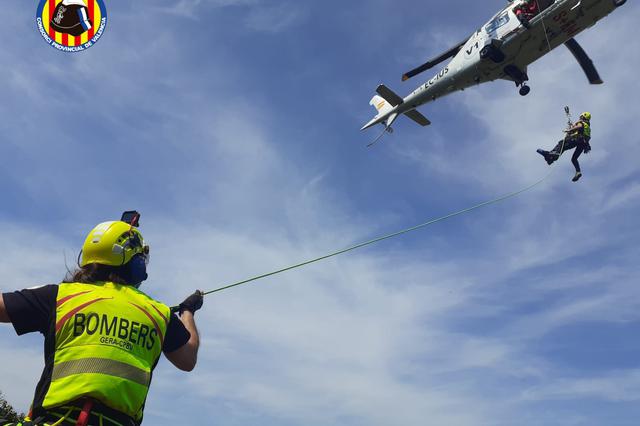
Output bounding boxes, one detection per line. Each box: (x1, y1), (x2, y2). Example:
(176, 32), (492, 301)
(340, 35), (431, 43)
(3, 399), (138, 426)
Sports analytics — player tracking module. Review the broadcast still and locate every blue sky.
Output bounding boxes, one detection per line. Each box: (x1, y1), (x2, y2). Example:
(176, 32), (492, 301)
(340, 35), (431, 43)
(1, 0), (639, 425)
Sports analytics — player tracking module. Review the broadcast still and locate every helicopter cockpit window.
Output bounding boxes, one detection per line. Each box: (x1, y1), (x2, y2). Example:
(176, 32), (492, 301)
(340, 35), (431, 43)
(485, 12), (510, 34)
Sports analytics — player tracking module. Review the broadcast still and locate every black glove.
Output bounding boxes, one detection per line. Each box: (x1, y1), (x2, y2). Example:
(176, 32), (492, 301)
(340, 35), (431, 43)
(583, 142), (592, 154)
(179, 290), (204, 315)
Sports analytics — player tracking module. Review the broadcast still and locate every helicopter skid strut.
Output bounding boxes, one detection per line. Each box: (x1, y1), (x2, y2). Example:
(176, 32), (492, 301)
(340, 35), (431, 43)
(503, 64), (531, 96)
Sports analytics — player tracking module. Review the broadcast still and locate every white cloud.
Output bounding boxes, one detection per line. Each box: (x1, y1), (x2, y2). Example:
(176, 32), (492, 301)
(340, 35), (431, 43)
(154, 0), (307, 33)
(0, 343), (43, 411)
(522, 370), (640, 402)
(156, 0), (257, 19)
(243, 3), (307, 33)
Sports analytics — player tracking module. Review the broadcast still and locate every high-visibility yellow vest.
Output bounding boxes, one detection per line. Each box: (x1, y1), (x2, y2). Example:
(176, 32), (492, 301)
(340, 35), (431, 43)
(570, 120), (591, 141)
(42, 282), (170, 422)
(582, 120), (591, 140)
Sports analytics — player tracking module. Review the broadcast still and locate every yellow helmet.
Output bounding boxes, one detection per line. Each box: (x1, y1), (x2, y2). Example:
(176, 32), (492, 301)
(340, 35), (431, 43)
(580, 112), (591, 121)
(80, 221), (148, 267)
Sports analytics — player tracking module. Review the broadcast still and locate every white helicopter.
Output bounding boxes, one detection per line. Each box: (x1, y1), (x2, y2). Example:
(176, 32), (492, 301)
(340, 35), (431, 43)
(361, 0), (627, 140)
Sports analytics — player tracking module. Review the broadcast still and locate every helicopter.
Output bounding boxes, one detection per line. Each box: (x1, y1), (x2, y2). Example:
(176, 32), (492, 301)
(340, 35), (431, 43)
(361, 0), (627, 137)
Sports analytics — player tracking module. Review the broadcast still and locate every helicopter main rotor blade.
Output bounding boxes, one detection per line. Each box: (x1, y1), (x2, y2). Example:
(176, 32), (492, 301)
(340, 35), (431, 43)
(402, 39), (467, 82)
(564, 38), (603, 85)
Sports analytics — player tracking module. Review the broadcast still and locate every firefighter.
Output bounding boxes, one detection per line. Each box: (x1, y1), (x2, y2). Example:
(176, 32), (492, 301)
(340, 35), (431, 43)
(0, 212), (203, 425)
(537, 112), (593, 182)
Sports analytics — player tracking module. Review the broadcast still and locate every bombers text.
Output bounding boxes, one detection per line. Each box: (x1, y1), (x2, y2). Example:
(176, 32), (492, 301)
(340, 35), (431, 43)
(73, 313), (158, 350)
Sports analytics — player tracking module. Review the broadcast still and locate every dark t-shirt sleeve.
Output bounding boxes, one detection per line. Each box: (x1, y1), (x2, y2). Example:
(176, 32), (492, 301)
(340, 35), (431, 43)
(2, 285), (58, 335)
(162, 313), (191, 353)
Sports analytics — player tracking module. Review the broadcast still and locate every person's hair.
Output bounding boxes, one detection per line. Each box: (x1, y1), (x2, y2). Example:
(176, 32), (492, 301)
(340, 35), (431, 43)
(64, 263), (130, 285)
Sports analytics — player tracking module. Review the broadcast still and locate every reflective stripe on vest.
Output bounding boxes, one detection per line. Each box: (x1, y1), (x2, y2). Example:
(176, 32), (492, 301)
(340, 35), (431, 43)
(43, 282), (170, 421)
(51, 358), (151, 387)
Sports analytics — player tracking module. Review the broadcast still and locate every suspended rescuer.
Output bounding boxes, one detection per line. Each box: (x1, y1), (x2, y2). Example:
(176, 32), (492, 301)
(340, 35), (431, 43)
(0, 211), (204, 426)
(537, 112), (592, 182)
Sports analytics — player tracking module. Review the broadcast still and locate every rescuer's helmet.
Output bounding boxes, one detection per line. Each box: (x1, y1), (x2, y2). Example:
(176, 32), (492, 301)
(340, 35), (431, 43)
(80, 212), (149, 267)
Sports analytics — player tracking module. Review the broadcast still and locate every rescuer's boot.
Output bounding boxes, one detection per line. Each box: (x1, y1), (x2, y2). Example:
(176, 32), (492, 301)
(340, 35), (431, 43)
(537, 149), (555, 165)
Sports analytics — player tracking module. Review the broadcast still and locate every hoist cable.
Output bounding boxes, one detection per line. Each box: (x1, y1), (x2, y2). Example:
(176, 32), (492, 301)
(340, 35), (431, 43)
(199, 171), (554, 298)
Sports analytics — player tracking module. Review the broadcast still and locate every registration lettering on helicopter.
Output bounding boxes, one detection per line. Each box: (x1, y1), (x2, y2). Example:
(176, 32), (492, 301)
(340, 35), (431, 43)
(423, 67), (449, 90)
